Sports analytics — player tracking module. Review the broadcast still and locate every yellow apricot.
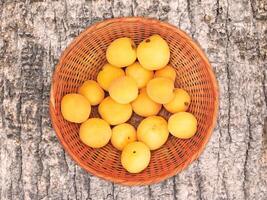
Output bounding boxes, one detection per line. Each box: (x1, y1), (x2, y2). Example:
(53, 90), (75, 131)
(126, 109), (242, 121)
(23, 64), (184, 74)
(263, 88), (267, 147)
(131, 88), (162, 117)
(137, 116), (169, 150)
(121, 141), (151, 173)
(155, 64), (176, 82)
(106, 37), (137, 67)
(98, 97), (132, 125)
(79, 118), (112, 148)
(109, 76), (138, 104)
(61, 93), (91, 123)
(168, 112), (197, 139)
(137, 34), (170, 70)
(163, 88), (191, 113)
(97, 63), (125, 91)
(111, 123), (137, 151)
(78, 80), (104, 106)
(146, 77), (174, 104)
(125, 62), (154, 88)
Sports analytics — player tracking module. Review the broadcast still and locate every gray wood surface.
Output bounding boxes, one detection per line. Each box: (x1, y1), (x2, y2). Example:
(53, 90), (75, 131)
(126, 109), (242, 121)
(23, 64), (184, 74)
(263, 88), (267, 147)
(0, 0), (267, 199)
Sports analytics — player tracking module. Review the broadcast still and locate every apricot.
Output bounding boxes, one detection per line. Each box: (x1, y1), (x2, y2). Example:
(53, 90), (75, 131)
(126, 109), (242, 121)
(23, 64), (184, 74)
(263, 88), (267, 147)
(155, 64), (176, 82)
(79, 118), (112, 148)
(121, 141), (151, 173)
(61, 93), (91, 123)
(125, 62), (154, 88)
(137, 34), (170, 70)
(131, 88), (162, 117)
(98, 97), (132, 125)
(106, 37), (136, 67)
(111, 123), (137, 151)
(168, 112), (197, 139)
(137, 116), (169, 150)
(164, 88), (191, 113)
(109, 76), (138, 104)
(97, 63), (125, 91)
(146, 77), (174, 104)
(78, 80), (104, 106)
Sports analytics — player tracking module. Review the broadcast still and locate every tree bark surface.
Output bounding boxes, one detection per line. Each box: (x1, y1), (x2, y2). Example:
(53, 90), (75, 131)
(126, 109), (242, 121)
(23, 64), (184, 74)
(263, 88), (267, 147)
(0, 0), (266, 199)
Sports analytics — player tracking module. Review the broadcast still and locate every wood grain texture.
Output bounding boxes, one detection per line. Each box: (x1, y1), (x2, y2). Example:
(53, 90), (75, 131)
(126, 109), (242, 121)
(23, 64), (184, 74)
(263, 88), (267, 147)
(0, 0), (266, 199)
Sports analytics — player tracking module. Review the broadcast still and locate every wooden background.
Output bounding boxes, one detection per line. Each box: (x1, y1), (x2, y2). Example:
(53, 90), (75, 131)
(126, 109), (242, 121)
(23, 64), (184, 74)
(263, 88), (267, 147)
(0, 0), (267, 199)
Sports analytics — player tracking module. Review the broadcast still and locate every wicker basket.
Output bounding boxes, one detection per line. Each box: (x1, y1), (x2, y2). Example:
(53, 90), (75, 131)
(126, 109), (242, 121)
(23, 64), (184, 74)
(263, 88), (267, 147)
(49, 17), (219, 185)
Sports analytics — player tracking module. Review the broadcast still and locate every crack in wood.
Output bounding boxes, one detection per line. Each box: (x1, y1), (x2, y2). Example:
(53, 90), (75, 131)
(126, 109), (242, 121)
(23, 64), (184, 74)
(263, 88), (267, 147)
(263, 117), (267, 150)
(86, 175), (91, 200)
(0, 55), (5, 129)
(196, 162), (203, 200)
(17, 57), (25, 199)
(109, 0), (115, 18)
(263, 71), (267, 108)
(186, 0), (196, 38)
(73, 166), (78, 200)
(148, 185), (152, 200)
(46, 169), (51, 198)
(9, 180), (12, 200)
(172, 177), (177, 200)
(131, 0), (138, 16)
(213, 122), (223, 199)
(36, 49), (45, 200)
(112, 183), (115, 200)
(244, 110), (252, 200)
(225, 0), (233, 144)
(215, 0), (221, 22)
(63, 151), (70, 172)
(222, 173), (230, 199)
(17, 140), (24, 199)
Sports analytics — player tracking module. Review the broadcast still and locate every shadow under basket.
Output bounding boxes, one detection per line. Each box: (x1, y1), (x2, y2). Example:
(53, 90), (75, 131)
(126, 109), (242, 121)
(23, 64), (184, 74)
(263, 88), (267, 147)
(49, 17), (219, 186)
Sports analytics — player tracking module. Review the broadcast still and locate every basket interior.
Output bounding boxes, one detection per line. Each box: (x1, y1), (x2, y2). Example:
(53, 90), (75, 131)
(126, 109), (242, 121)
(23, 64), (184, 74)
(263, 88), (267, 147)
(51, 19), (217, 184)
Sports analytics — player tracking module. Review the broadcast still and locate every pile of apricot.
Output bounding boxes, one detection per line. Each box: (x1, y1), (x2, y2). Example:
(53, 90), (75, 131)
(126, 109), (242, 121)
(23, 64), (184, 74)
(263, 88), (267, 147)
(61, 35), (197, 173)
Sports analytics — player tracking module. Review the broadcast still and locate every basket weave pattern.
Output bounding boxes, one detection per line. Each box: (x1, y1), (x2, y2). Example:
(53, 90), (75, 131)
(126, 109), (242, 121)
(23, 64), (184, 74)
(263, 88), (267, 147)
(50, 17), (218, 185)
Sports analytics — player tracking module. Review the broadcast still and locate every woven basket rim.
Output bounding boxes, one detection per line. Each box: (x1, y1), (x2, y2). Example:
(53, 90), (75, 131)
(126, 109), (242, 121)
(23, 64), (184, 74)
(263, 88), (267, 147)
(49, 17), (219, 186)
